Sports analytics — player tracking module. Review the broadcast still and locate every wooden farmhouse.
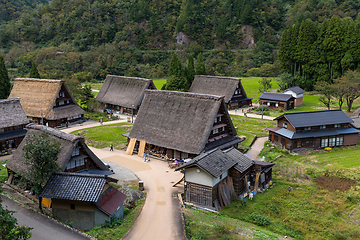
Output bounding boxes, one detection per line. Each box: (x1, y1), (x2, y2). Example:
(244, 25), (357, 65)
(96, 75), (157, 114)
(267, 110), (359, 150)
(0, 98), (29, 153)
(258, 92), (295, 110)
(282, 86), (305, 107)
(9, 78), (85, 128)
(175, 148), (274, 210)
(125, 90), (242, 159)
(39, 172), (127, 230)
(6, 124), (111, 183)
(188, 75), (252, 109)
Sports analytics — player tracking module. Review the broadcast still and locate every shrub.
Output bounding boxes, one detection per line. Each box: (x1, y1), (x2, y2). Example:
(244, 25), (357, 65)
(247, 212), (271, 226)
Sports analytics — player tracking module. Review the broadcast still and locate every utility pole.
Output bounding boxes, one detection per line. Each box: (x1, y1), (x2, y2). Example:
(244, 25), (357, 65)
(261, 101), (263, 119)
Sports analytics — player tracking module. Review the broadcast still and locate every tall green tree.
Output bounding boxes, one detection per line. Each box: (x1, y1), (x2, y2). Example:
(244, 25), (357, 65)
(29, 61), (41, 78)
(315, 81), (334, 110)
(164, 53), (185, 91)
(184, 54), (195, 90)
(196, 52), (206, 75)
(22, 132), (61, 194)
(0, 54), (11, 99)
(258, 78), (272, 93)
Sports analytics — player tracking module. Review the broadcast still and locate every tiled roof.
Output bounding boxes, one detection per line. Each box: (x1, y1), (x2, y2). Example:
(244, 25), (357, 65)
(259, 92), (293, 101)
(276, 109), (353, 128)
(285, 86), (305, 94)
(176, 147), (254, 177)
(96, 187), (127, 216)
(39, 172), (107, 202)
(270, 127), (359, 139)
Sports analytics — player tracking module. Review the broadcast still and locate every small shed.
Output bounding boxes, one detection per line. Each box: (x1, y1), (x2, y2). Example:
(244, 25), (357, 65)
(39, 172), (127, 230)
(259, 92), (295, 110)
(283, 86), (305, 107)
(96, 75), (156, 114)
(175, 148), (274, 210)
(0, 98), (29, 153)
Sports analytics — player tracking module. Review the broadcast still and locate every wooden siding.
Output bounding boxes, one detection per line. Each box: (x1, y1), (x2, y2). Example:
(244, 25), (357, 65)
(185, 182), (213, 207)
(344, 133), (359, 146)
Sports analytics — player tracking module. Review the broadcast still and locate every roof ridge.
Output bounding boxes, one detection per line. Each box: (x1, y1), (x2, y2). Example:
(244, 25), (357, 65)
(0, 97), (20, 103)
(195, 75), (240, 81)
(27, 123), (83, 142)
(54, 172), (106, 178)
(106, 75), (153, 82)
(283, 109), (342, 115)
(14, 78), (64, 83)
(144, 89), (224, 101)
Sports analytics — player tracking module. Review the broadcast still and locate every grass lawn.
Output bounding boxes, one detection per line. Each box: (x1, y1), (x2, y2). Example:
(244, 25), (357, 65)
(153, 78), (166, 89)
(86, 199), (145, 239)
(295, 144), (360, 168)
(231, 115), (276, 148)
(184, 207), (286, 239)
(0, 160), (8, 182)
(71, 123), (132, 149)
(83, 82), (103, 90)
(240, 77), (278, 101)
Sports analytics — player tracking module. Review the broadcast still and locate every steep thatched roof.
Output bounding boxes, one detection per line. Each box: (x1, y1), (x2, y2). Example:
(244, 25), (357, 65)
(129, 90), (237, 155)
(0, 98), (29, 129)
(7, 124), (107, 174)
(188, 75), (242, 103)
(96, 75), (157, 109)
(9, 78), (85, 119)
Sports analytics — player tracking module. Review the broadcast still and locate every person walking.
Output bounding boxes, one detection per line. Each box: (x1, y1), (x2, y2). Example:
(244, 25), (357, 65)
(110, 144), (113, 151)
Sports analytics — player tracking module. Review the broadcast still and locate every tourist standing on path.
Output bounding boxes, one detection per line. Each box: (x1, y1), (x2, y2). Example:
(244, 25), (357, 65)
(110, 144), (113, 151)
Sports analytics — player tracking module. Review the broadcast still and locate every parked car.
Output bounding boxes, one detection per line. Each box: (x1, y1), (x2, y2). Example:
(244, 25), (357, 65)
(104, 109), (113, 114)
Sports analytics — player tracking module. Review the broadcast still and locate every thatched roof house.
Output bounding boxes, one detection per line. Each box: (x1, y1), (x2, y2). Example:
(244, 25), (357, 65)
(9, 78), (86, 127)
(126, 90), (241, 159)
(7, 124), (109, 182)
(96, 75), (157, 114)
(188, 75), (252, 109)
(0, 98), (29, 152)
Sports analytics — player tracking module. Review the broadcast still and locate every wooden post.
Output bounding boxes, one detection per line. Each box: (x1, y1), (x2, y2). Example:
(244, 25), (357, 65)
(125, 138), (137, 155)
(138, 140), (146, 157)
(254, 172), (261, 194)
(39, 197), (43, 213)
(245, 175), (249, 192)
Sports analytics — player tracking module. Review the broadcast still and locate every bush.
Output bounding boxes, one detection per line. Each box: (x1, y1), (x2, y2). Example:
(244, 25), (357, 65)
(247, 212), (271, 226)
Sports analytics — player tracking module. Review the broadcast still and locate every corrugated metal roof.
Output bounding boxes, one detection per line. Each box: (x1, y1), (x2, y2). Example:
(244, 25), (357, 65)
(96, 187), (127, 216)
(39, 172), (107, 202)
(280, 110), (354, 128)
(259, 92), (293, 101)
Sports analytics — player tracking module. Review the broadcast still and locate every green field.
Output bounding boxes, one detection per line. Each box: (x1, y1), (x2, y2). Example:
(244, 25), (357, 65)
(0, 160), (8, 182)
(240, 77), (278, 101)
(71, 123), (132, 149)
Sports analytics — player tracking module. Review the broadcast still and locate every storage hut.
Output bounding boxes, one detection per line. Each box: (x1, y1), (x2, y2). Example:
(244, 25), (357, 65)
(6, 124), (111, 183)
(9, 78), (85, 128)
(282, 86), (305, 107)
(258, 92), (295, 110)
(125, 90), (242, 159)
(96, 75), (157, 114)
(39, 172), (127, 230)
(188, 75), (252, 109)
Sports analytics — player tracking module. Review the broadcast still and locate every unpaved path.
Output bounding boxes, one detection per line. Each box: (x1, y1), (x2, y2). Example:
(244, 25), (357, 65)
(89, 147), (186, 240)
(246, 136), (268, 160)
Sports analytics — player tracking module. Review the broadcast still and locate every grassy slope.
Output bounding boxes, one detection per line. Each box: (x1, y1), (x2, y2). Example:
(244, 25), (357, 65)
(0, 160), (8, 182)
(71, 123), (132, 149)
(153, 79), (166, 89)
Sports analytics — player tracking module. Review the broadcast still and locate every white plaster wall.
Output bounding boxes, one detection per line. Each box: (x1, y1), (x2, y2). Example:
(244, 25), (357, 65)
(283, 90), (303, 99)
(212, 170), (228, 186)
(185, 168), (213, 187)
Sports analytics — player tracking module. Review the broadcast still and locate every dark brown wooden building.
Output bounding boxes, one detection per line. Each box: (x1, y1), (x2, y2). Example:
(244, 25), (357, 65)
(7, 124), (111, 183)
(125, 90), (242, 159)
(175, 148), (274, 210)
(9, 78), (85, 128)
(268, 110), (359, 150)
(188, 75), (252, 109)
(0, 98), (29, 153)
(96, 75), (157, 114)
(258, 92), (295, 110)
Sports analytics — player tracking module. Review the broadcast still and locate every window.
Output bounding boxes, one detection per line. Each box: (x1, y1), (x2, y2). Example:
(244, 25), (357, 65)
(336, 136), (344, 146)
(334, 124), (341, 128)
(321, 138), (328, 148)
(72, 146), (79, 156)
(59, 101), (64, 106)
(214, 117), (218, 123)
(304, 127), (311, 131)
(283, 122), (288, 129)
(329, 136), (336, 147)
(213, 129), (219, 134)
(320, 125), (326, 129)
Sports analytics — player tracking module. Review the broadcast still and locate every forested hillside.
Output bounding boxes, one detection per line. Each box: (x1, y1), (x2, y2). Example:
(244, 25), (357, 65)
(1, 0), (360, 87)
